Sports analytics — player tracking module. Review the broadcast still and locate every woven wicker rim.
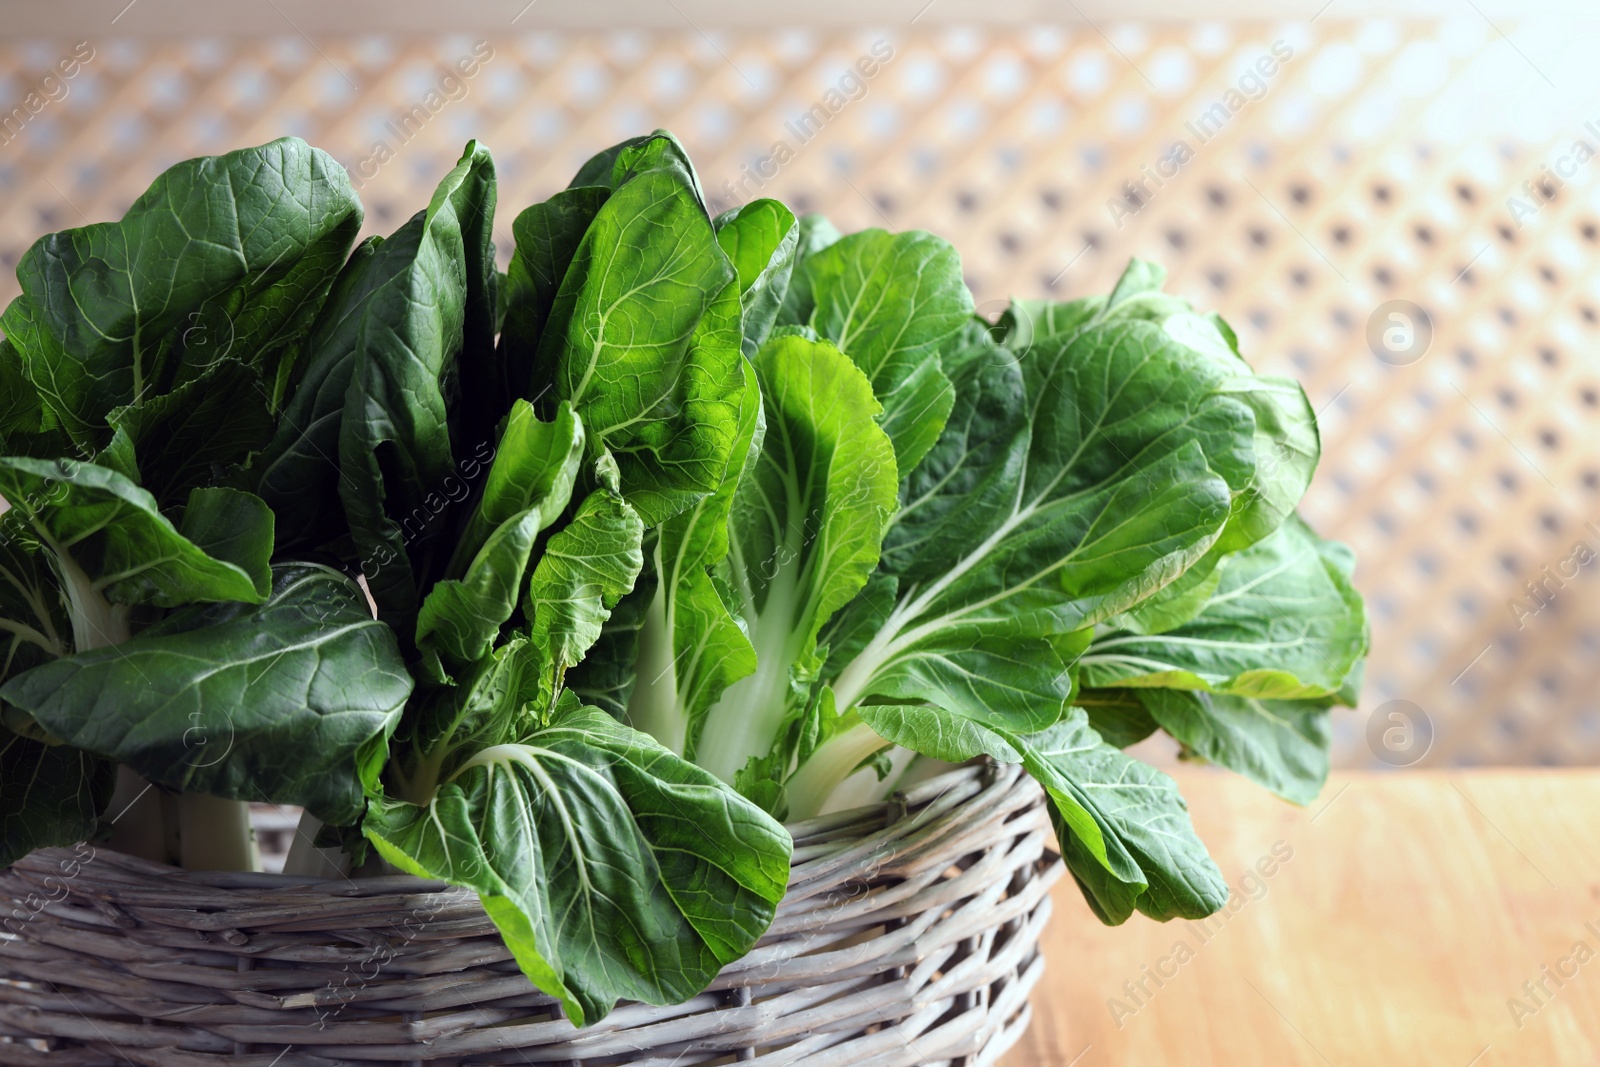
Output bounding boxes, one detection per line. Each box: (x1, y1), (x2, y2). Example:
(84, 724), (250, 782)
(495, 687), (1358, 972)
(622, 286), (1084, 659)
(1, 762), (1061, 1066)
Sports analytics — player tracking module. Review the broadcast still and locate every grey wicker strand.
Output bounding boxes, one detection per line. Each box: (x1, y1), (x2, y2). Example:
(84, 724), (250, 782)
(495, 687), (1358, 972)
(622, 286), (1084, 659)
(0, 762), (1061, 1066)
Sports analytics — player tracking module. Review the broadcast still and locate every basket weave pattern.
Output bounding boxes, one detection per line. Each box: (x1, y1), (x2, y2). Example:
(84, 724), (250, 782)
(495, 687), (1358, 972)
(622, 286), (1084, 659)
(0, 763), (1059, 1066)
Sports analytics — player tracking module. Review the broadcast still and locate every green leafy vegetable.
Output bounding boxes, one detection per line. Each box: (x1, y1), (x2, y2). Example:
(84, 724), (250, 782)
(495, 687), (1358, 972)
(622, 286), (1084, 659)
(0, 458), (270, 615)
(337, 141), (500, 632)
(695, 333), (899, 782)
(366, 697), (788, 1027)
(1138, 688), (1333, 805)
(714, 198), (798, 356)
(0, 130), (1367, 1030)
(1078, 517), (1367, 699)
(0, 729), (114, 867)
(537, 132), (746, 526)
(0, 564), (412, 824)
(416, 401), (585, 674)
(0, 137), (361, 451)
(802, 229), (970, 471)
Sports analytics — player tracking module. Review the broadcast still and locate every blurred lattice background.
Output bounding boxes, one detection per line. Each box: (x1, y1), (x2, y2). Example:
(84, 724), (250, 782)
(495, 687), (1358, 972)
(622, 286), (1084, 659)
(3, 20), (1598, 768)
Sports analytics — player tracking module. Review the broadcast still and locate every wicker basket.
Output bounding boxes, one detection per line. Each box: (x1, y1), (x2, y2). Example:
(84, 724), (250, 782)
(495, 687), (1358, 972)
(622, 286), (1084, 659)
(0, 762), (1060, 1066)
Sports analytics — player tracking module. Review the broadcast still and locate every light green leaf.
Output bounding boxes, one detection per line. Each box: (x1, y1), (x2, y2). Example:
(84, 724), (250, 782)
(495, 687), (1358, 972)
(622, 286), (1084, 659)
(1022, 709), (1227, 923)
(0, 564), (413, 823)
(996, 294), (1104, 356)
(828, 318), (1248, 726)
(364, 699), (791, 1026)
(803, 229), (971, 471)
(854, 703), (1025, 769)
(776, 213), (842, 327)
(417, 402), (586, 672)
(525, 482), (645, 703)
(714, 198), (798, 356)
(541, 133), (745, 526)
(1079, 517), (1367, 699)
(1110, 556), (1224, 636)
(851, 633), (1073, 734)
(696, 334), (898, 782)
(457, 401), (586, 568)
(1211, 374), (1319, 554)
(626, 364), (764, 757)
(1004, 259), (1317, 561)
(499, 185), (609, 403)
(853, 703), (1222, 923)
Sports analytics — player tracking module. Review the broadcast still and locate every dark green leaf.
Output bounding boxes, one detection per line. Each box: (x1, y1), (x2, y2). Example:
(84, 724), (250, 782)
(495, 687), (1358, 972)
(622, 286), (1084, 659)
(253, 236), (381, 552)
(1076, 687), (1160, 749)
(0, 457), (267, 608)
(416, 402), (585, 672)
(1139, 687), (1331, 805)
(0, 531), (69, 679)
(565, 570), (655, 720)
(0, 338), (74, 460)
(105, 359), (275, 510)
(447, 143), (504, 447)
(337, 143), (500, 631)
(176, 487), (274, 601)
(0, 137), (361, 449)
(1, 728), (114, 867)
(1, 564), (413, 823)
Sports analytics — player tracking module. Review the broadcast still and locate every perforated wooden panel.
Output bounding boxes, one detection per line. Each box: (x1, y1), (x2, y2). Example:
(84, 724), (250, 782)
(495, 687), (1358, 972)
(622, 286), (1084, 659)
(2, 22), (1595, 768)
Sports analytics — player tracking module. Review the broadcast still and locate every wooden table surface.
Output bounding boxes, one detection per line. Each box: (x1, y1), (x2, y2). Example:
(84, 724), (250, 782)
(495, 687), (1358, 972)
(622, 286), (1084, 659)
(1004, 769), (1600, 1067)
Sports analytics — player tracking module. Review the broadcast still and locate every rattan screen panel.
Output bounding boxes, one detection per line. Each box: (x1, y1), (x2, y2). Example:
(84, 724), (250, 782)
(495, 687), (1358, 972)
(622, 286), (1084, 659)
(1, 22), (1594, 769)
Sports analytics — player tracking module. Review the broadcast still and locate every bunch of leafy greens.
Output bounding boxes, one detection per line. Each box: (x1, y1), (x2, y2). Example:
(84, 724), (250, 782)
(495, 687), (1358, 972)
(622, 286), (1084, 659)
(0, 130), (1366, 1027)
(585, 212), (1368, 926)
(0, 138), (411, 873)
